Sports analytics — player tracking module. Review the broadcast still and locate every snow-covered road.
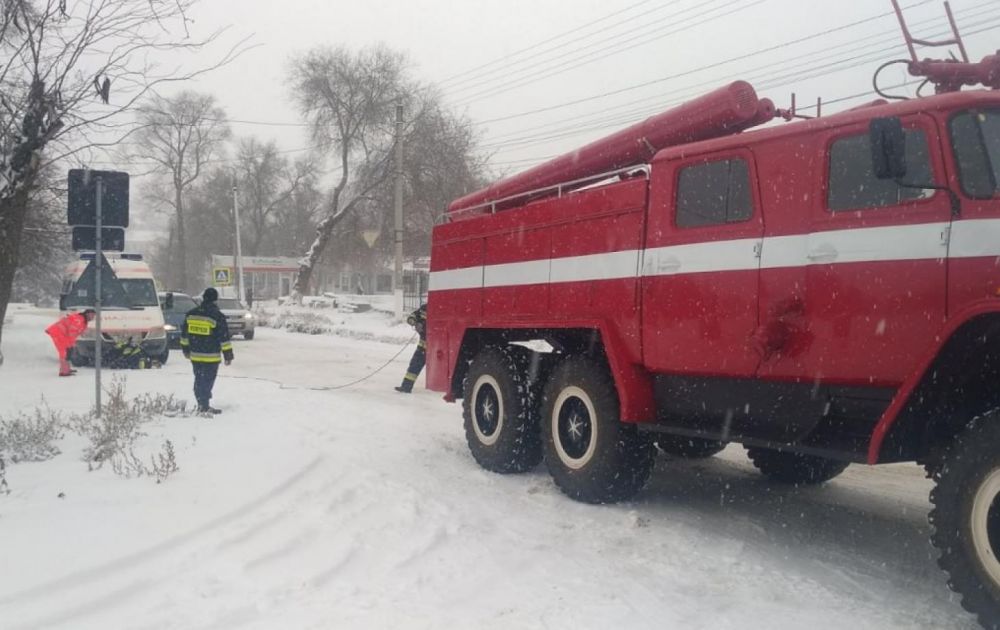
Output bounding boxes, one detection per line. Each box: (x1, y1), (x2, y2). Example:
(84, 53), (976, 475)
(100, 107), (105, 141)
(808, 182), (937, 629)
(0, 308), (976, 629)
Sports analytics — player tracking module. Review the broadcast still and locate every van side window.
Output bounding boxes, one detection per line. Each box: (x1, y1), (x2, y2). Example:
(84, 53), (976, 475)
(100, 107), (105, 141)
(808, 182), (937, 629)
(676, 158), (752, 228)
(827, 129), (934, 212)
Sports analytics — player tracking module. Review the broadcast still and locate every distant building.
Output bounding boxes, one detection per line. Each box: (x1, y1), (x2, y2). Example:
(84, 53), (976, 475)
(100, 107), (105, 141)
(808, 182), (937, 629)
(210, 255), (299, 300)
(331, 258), (429, 308)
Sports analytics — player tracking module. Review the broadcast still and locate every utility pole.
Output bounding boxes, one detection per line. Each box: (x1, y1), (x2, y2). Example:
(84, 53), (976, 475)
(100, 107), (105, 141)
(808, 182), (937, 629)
(393, 102), (405, 322)
(94, 176), (103, 417)
(232, 177), (245, 303)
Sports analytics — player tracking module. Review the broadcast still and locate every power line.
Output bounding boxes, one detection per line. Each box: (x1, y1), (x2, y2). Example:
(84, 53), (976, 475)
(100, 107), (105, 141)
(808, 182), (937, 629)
(438, 0), (664, 87)
(480, 11), (998, 153)
(471, 0), (938, 126)
(94, 0), (948, 134)
(451, 0), (770, 105)
(445, 0), (734, 97)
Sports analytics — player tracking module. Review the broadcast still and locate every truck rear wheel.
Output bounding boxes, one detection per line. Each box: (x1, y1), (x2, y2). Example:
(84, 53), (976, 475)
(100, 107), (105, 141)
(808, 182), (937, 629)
(929, 410), (1000, 628)
(462, 346), (542, 474)
(657, 435), (726, 459)
(541, 356), (654, 504)
(745, 447), (849, 485)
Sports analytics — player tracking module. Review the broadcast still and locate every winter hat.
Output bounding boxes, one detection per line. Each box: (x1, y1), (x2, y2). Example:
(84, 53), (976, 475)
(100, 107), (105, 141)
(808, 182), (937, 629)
(202, 288), (219, 303)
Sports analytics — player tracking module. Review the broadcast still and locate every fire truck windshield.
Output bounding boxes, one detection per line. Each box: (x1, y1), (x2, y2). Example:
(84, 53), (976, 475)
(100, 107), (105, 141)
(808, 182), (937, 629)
(950, 109), (1000, 199)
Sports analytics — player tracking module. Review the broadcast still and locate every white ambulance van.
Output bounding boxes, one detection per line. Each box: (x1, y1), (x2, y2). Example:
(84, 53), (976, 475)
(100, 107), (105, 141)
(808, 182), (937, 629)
(59, 253), (169, 365)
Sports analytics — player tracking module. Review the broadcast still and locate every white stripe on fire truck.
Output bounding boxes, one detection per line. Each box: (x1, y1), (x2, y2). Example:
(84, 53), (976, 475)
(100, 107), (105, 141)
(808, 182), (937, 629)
(428, 218), (1000, 292)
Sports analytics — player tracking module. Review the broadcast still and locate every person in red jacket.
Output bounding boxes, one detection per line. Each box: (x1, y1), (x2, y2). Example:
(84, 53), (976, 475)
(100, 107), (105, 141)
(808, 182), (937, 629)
(45, 309), (96, 376)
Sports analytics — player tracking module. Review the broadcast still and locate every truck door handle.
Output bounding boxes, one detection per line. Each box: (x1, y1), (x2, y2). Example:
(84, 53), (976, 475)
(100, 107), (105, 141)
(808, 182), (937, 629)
(657, 258), (681, 273)
(806, 246), (838, 262)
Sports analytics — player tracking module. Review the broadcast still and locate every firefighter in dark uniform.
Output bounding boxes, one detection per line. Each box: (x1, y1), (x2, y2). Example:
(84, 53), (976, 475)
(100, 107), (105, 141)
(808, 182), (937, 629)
(180, 288), (234, 414)
(395, 303), (427, 393)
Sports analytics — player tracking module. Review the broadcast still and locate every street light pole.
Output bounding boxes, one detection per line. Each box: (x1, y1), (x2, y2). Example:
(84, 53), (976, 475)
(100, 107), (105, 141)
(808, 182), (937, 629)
(232, 178), (245, 302)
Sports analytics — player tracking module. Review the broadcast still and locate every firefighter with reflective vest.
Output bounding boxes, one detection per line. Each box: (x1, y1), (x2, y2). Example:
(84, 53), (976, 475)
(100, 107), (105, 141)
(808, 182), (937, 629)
(396, 304), (427, 393)
(180, 288), (233, 414)
(45, 309), (96, 376)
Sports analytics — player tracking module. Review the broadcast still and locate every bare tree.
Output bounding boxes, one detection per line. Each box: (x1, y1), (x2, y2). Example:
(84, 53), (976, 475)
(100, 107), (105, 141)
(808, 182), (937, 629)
(0, 0), (247, 364)
(287, 45), (414, 300)
(12, 169), (72, 304)
(234, 138), (315, 255)
(131, 92), (231, 291)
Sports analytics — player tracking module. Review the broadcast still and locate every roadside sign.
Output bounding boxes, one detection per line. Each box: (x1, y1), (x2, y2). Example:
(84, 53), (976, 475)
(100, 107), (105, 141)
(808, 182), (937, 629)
(213, 267), (232, 286)
(67, 169), (130, 227)
(71, 226), (125, 252)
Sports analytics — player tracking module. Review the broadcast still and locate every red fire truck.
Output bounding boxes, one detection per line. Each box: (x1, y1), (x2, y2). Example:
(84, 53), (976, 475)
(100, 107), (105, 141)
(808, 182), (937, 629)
(427, 2), (1000, 624)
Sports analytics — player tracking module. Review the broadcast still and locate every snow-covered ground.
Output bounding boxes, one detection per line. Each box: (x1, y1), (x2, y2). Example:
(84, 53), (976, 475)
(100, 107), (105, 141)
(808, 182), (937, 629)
(0, 307), (977, 629)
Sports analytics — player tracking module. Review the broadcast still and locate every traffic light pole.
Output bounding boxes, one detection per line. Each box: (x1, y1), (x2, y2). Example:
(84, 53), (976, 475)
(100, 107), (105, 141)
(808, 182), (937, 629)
(94, 176), (103, 417)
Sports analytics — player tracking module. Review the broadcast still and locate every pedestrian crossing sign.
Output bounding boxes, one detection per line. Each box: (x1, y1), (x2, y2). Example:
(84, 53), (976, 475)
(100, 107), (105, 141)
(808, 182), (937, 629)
(213, 267), (232, 286)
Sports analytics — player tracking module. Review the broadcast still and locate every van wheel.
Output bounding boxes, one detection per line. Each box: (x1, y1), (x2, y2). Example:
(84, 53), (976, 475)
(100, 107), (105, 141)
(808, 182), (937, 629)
(243, 330), (255, 340)
(541, 356), (654, 504)
(929, 410), (1000, 628)
(462, 346), (542, 474)
(746, 447), (849, 485)
(157, 349), (169, 365)
(657, 435), (726, 458)
(69, 349), (91, 368)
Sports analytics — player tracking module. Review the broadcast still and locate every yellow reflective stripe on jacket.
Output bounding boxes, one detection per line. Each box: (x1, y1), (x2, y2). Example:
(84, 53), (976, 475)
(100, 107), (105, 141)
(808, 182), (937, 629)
(418, 340), (427, 349)
(179, 337), (190, 347)
(220, 342), (233, 352)
(189, 351), (221, 363)
(187, 321), (212, 336)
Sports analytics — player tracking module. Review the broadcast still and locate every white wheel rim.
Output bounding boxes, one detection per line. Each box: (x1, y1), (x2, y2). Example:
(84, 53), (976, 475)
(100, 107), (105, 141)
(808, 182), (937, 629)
(971, 467), (1000, 587)
(551, 386), (598, 470)
(472, 374), (504, 447)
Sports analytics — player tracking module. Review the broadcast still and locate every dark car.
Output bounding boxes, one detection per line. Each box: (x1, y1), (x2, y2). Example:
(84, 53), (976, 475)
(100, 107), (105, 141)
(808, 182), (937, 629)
(158, 291), (198, 349)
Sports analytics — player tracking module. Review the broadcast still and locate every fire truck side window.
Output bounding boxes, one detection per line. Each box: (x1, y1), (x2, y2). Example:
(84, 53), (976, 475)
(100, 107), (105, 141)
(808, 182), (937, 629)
(676, 158), (752, 228)
(950, 110), (1000, 199)
(827, 129), (933, 212)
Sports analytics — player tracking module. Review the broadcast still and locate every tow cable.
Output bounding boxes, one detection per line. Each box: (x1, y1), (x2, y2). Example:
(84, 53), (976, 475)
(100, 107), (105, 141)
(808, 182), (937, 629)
(216, 334), (417, 392)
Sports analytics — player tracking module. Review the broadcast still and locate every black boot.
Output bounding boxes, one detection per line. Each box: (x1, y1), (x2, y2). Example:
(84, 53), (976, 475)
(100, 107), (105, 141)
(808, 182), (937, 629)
(394, 385), (411, 393)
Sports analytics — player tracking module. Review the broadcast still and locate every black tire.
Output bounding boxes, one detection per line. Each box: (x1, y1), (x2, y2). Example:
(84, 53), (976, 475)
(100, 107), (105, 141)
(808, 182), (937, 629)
(69, 348), (91, 368)
(462, 346), (542, 474)
(244, 330), (255, 340)
(746, 447), (849, 485)
(657, 435), (726, 459)
(541, 356), (654, 504)
(929, 410), (1000, 629)
(157, 349), (169, 365)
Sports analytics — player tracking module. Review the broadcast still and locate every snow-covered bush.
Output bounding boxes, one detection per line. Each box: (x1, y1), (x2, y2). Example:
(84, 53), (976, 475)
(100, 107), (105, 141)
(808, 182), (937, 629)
(256, 309), (336, 335)
(0, 401), (64, 463)
(70, 378), (188, 479)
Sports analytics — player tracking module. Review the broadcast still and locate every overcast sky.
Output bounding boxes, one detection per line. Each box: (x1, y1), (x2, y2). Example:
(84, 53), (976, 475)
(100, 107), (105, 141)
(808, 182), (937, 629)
(120, 0), (1000, 182)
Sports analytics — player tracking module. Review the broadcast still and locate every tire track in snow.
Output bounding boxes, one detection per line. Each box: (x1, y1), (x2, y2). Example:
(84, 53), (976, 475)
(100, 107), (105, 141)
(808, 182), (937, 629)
(0, 456), (324, 610)
(5, 578), (158, 630)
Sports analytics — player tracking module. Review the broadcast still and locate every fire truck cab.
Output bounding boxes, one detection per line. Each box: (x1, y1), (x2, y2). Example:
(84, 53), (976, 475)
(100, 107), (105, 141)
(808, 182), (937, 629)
(427, 35), (1000, 628)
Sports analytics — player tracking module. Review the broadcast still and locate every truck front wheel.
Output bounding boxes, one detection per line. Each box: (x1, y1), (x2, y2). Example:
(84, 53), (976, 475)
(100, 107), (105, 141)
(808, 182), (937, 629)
(745, 447), (849, 485)
(929, 411), (1000, 628)
(462, 346), (542, 474)
(541, 356), (654, 504)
